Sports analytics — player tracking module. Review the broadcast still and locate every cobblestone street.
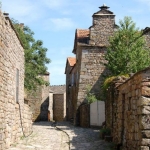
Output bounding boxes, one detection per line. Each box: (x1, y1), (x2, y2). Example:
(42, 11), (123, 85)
(8, 122), (111, 150)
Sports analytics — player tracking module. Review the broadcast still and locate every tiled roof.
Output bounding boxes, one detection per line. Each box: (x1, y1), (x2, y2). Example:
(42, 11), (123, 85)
(67, 57), (76, 67)
(50, 85), (66, 94)
(76, 29), (89, 44)
(72, 29), (90, 54)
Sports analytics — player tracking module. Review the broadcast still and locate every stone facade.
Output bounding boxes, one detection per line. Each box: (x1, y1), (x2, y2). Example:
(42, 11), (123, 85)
(65, 5), (115, 126)
(49, 85), (66, 121)
(89, 5), (115, 46)
(66, 4), (150, 130)
(65, 58), (76, 121)
(0, 12), (32, 149)
(77, 46), (107, 105)
(49, 90), (53, 121)
(79, 104), (90, 128)
(53, 94), (66, 121)
(143, 27), (150, 48)
(106, 68), (150, 150)
(26, 73), (50, 121)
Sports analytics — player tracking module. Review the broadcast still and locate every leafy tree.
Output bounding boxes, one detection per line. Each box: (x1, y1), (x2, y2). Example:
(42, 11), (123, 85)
(12, 19), (51, 91)
(105, 16), (150, 76)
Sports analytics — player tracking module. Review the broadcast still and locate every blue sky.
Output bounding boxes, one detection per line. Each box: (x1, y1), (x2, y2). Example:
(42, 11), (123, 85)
(1, 0), (150, 85)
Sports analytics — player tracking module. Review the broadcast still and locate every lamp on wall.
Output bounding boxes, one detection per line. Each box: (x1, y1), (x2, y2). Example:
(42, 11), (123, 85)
(68, 85), (71, 89)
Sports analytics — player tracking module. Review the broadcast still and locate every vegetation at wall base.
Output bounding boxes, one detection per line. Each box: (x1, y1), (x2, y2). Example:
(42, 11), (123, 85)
(101, 74), (129, 101)
(100, 128), (111, 139)
(108, 142), (118, 150)
(12, 19), (51, 91)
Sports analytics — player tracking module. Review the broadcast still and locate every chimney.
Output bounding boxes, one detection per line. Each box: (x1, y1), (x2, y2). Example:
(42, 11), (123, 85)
(89, 4), (115, 46)
(3, 12), (9, 19)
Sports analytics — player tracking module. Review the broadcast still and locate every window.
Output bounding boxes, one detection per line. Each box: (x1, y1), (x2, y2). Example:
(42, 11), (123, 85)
(16, 69), (19, 103)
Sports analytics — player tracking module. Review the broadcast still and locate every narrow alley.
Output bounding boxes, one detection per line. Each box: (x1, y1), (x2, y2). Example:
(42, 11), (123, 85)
(8, 122), (111, 150)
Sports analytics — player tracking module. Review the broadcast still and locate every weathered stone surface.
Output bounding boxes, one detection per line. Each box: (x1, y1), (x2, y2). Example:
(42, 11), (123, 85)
(0, 12), (32, 150)
(141, 139), (150, 146)
(140, 146), (149, 150)
(142, 86), (150, 97)
(53, 94), (66, 121)
(141, 115), (150, 129)
(26, 74), (50, 122)
(142, 131), (150, 138)
(138, 97), (150, 106)
(106, 68), (150, 149)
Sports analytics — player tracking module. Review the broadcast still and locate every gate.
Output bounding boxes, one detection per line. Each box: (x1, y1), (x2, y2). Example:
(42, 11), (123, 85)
(90, 101), (105, 126)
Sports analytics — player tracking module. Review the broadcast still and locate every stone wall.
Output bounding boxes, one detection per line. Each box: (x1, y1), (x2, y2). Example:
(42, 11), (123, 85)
(143, 28), (150, 48)
(79, 104), (90, 128)
(26, 87), (42, 121)
(23, 104), (33, 136)
(0, 12), (32, 149)
(89, 6), (115, 46)
(53, 94), (66, 121)
(66, 61), (74, 121)
(26, 74), (49, 121)
(106, 68), (150, 150)
(49, 92), (53, 121)
(73, 6), (115, 126)
(77, 46), (107, 107)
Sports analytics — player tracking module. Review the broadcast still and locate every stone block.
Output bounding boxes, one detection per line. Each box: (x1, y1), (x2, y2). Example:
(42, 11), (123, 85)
(142, 131), (150, 138)
(141, 106), (150, 114)
(140, 146), (149, 150)
(138, 97), (150, 106)
(141, 139), (150, 146)
(142, 86), (150, 97)
(140, 115), (150, 129)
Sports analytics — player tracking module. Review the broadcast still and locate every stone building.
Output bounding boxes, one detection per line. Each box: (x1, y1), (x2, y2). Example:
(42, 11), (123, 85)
(65, 4), (116, 125)
(0, 12), (32, 149)
(105, 67), (150, 150)
(49, 85), (66, 121)
(26, 73), (50, 121)
(65, 57), (76, 121)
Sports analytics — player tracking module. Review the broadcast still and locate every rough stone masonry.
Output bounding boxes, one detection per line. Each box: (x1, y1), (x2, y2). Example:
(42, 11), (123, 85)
(0, 12), (32, 150)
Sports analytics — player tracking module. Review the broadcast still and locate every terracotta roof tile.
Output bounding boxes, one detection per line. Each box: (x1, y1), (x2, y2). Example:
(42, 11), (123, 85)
(76, 29), (89, 44)
(77, 29), (89, 38)
(67, 57), (76, 67)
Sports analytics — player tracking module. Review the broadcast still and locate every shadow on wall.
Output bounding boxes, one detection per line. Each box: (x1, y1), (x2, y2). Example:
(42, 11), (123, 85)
(76, 68), (109, 127)
(34, 97), (49, 122)
(90, 68), (109, 100)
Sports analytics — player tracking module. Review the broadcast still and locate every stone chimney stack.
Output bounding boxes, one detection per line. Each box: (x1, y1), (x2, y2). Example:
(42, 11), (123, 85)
(89, 4), (115, 46)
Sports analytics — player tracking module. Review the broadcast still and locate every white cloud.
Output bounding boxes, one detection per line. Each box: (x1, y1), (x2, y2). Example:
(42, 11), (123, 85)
(138, 0), (150, 4)
(44, 18), (76, 31)
(127, 9), (143, 14)
(47, 46), (75, 85)
(48, 64), (66, 85)
(42, 0), (68, 9)
(1, 0), (44, 23)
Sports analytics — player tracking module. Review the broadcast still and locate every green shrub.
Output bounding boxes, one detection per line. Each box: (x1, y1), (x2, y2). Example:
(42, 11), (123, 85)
(86, 85), (97, 104)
